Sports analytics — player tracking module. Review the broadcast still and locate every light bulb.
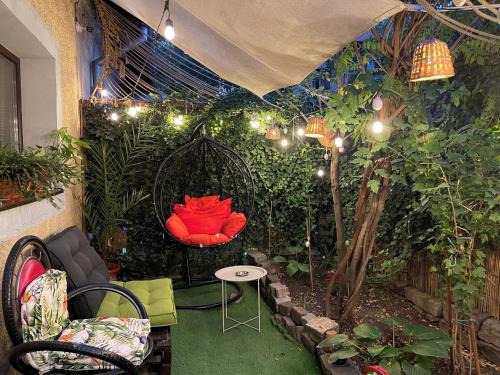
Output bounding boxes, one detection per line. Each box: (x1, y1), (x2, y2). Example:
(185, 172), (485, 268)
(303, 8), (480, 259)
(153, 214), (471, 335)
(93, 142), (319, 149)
(164, 18), (175, 41)
(317, 169), (325, 177)
(266, 115), (272, 121)
(173, 114), (184, 126)
(372, 121), (383, 134)
(280, 139), (288, 147)
(110, 112), (119, 121)
(127, 106), (138, 118)
(372, 95), (383, 111)
(100, 88), (109, 97)
(250, 120), (260, 129)
(324, 152), (329, 160)
(305, 240), (310, 247)
(339, 146), (345, 153)
(297, 128), (305, 137)
(334, 137), (343, 148)
(452, 0), (466, 6)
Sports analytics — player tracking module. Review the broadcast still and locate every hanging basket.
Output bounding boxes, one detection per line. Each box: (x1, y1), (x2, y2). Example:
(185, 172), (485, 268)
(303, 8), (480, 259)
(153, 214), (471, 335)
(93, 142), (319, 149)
(409, 39), (455, 82)
(305, 117), (326, 138)
(265, 127), (281, 140)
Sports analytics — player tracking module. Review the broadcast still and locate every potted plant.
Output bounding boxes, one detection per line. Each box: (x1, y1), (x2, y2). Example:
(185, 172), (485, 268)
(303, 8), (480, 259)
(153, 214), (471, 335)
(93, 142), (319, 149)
(0, 128), (87, 207)
(83, 120), (159, 276)
(319, 318), (452, 375)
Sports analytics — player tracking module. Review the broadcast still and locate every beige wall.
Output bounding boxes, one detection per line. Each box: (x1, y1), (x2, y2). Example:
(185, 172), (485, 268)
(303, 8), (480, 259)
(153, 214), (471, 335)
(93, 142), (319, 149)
(0, 0), (83, 363)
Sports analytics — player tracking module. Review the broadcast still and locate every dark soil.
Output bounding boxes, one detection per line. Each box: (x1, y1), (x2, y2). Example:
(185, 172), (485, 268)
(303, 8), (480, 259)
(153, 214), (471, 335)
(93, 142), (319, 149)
(282, 269), (500, 375)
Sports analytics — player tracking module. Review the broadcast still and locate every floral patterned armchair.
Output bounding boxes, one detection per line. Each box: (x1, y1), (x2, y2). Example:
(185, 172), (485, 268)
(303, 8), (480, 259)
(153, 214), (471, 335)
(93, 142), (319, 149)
(0, 236), (153, 374)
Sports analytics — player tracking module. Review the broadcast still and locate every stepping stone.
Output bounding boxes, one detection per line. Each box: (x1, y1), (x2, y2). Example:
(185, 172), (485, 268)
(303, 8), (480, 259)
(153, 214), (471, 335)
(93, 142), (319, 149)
(270, 282), (289, 298)
(301, 312), (317, 325)
(305, 317), (339, 343)
(290, 306), (309, 325)
(278, 300), (294, 316)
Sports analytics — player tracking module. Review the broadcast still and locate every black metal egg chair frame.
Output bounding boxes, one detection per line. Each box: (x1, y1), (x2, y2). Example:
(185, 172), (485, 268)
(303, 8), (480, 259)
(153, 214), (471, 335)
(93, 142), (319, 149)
(1, 236), (153, 375)
(154, 124), (255, 310)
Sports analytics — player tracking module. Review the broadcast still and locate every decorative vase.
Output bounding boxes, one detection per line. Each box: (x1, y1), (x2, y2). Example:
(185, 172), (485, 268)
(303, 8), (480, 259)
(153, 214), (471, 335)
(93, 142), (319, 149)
(106, 262), (121, 280)
(0, 179), (23, 205)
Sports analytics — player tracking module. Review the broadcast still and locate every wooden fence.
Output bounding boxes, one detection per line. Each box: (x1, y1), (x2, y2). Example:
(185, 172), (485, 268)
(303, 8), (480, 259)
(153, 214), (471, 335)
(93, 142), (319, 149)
(402, 252), (500, 319)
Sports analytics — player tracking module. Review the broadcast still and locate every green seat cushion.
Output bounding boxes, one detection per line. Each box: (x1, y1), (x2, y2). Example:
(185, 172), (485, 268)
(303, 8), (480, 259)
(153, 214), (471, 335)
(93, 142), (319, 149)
(97, 278), (177, 327)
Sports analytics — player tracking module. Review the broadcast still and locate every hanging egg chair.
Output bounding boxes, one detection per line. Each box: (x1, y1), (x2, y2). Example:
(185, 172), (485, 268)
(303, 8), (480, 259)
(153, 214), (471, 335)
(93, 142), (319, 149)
(153, 124), (255, 309)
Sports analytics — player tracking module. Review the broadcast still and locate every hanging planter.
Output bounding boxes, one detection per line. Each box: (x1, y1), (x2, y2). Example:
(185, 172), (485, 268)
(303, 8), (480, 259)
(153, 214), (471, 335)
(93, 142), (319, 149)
(318, 129), (334, 147)
(265, 127), (281, 140)
(409, 39), (455, 82)
(305, 117), (326, 138)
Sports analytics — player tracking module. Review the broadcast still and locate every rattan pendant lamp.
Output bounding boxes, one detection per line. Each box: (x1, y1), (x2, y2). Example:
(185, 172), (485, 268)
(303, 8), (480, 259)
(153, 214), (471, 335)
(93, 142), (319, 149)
(409, 39), (455, 82)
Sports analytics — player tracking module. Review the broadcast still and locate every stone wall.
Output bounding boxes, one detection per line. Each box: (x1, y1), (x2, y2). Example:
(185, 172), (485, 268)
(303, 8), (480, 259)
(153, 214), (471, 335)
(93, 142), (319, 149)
(403, 286), (500, 365)
(0, 0), (83, 368)
(248, 249), (361, 375)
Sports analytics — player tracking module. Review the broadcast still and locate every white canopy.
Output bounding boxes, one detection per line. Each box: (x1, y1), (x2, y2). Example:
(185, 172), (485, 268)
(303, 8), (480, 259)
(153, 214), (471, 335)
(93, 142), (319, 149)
(111, 0), (404, 97)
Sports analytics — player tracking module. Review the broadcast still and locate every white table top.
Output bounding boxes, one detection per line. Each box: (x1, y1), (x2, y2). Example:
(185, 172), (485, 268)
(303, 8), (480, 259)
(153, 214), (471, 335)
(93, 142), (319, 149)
(215, 265), (267, 282)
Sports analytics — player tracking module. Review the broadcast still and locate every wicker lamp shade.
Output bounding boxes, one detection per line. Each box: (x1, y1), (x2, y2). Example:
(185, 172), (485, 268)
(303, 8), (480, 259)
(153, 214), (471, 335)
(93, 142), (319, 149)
(318, 129), (334, 147)
(305, 117), (326, 138)
(409, 39), (455, 82)
(265, 127), (281, 140)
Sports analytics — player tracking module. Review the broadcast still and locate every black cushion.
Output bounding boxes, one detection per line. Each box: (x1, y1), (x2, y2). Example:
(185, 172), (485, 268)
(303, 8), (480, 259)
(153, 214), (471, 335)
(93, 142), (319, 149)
(46, 226), (109, 318)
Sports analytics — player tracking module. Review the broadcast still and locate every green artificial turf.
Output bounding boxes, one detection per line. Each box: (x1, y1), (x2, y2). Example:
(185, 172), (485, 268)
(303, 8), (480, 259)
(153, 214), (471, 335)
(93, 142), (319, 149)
(171, 283), (322, 375)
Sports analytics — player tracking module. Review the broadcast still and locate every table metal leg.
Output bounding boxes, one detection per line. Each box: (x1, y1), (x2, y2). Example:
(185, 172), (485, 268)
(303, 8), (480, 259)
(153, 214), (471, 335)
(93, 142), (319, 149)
(221, 280), (225, 333)
(258, 278), (261, 332)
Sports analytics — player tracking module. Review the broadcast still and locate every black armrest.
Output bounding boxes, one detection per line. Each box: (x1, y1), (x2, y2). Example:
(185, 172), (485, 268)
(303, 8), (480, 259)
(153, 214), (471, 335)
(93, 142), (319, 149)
(68, 283), (148, 320)
(1, 340), (138, 375)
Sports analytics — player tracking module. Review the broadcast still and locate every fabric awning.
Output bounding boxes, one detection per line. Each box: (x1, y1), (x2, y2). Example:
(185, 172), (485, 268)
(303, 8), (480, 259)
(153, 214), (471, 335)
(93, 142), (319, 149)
(111, 0), (404, 97)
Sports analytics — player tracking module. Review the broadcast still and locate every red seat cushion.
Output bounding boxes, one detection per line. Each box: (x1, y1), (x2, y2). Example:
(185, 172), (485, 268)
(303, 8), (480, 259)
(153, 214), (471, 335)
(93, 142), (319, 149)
(165, 213), (190, 241)
(222, 212), (247, 238)
(183, 233), (231, 246)
(184, 195), (220, 210)
(174, 198), (232, 235)
(18, 259), (46, 299)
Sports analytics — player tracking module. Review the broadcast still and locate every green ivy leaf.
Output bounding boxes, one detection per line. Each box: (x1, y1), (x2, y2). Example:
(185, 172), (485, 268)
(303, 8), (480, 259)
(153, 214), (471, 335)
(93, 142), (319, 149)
(353, 323), (381, 340)
(318, 334), (349, 348)
(367, 180), (380, 193)
(328, 348), (359, 363)
(272, 255), (288, 263)
(367, 344), (387, 357)
(401, 360), (431, 375)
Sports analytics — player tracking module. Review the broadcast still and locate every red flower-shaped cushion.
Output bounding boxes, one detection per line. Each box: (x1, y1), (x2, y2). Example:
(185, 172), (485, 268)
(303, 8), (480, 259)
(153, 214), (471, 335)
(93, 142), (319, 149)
(174, 197), (232, 235)
(165, 196), (247, 246)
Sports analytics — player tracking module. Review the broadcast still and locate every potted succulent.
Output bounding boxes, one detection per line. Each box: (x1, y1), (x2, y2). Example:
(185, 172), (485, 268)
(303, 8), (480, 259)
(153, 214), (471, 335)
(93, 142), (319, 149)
(0, 128), (87, 207)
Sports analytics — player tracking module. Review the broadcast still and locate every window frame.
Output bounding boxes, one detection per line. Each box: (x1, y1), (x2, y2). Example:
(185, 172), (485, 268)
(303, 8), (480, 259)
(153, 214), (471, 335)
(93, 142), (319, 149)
(0, 42), (23, 149)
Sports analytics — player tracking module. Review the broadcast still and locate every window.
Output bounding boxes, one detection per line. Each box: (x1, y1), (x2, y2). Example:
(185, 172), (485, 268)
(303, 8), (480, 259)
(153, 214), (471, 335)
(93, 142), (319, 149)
(0, 43), (22, 150)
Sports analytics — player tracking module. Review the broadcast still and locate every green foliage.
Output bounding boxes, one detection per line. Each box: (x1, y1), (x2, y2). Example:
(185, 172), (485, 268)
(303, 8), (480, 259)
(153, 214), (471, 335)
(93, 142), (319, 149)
(273, 245), (310, 277)
(319, 319), (452, 374)
(0, 128), (87, 205)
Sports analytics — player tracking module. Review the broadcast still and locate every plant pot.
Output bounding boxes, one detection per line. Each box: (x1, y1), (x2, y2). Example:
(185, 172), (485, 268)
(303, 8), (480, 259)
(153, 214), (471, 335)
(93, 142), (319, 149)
(0, 179), (23, 205)
(106, 262), (121, 280)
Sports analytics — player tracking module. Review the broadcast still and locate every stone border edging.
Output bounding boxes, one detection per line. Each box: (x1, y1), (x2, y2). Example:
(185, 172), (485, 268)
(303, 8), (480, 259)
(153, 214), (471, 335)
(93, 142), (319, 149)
(247, 249), (361, 375)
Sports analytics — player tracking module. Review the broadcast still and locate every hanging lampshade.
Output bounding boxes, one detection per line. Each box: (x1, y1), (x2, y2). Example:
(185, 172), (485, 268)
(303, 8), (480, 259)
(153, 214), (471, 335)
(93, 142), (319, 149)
(409, 39), (455, 82)
(305, 117), (326, 138)
(265, 127), (281, 140)
(318, 129), (334, 147)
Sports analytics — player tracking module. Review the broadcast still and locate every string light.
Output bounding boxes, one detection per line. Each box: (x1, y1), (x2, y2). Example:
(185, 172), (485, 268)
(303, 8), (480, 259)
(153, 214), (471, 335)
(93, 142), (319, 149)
(266, 115), (272, 121)
(163, 0), (175, 41)
(250, 120), (260, 129)
(127, 106), (138, 117)
(100, 88), (109, 97)
(280, 139), (288, 148)
(317, 169), (325, 177)
(110, 112), (119, 121)
(173, 114), (184, 126)
(372, 121), (384, 134)
(297, 128), (305, 137)
(339, 146), (345, 153)
(334, 137), (343, 148)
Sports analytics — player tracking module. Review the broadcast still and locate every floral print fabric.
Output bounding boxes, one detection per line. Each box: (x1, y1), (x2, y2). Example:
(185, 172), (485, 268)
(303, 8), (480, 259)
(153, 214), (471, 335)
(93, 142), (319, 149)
(20, 269), (150, 373)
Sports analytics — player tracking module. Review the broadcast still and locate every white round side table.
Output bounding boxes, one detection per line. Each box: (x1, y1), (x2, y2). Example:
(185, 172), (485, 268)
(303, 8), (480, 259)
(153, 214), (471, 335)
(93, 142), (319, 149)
(215, 265), (267, 333)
